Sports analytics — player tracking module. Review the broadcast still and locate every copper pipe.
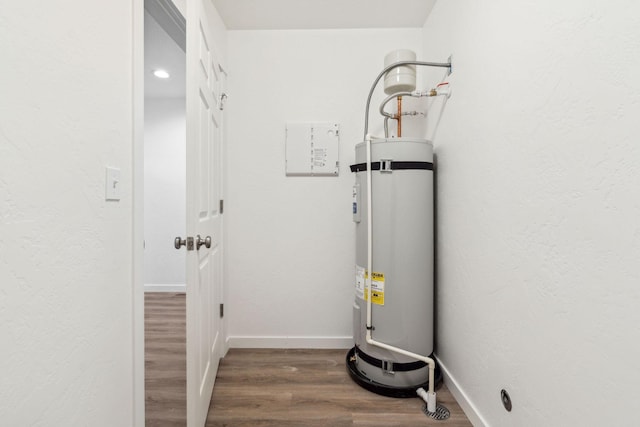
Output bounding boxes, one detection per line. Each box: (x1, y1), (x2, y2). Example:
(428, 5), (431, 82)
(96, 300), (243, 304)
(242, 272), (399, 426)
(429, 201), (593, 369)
(397, 96), (402, 137)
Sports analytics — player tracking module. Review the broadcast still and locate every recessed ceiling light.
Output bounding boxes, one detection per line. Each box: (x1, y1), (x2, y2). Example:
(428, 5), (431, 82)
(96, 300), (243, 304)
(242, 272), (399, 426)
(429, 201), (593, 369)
(153, 69), (170, 79)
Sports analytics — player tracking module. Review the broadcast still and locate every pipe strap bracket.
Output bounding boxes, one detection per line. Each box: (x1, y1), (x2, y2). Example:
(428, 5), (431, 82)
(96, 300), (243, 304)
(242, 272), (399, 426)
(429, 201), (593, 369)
(355, 346), (428, 373)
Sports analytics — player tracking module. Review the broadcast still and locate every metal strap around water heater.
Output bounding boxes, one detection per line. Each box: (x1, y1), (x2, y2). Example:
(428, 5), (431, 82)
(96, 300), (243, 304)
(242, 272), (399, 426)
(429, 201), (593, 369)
(355, 346), (428, 372)
(349, 161), (433, 173)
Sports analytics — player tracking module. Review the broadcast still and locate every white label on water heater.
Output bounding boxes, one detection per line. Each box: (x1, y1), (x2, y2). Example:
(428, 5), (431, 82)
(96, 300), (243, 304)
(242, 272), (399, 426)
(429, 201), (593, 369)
(352, 184), (361, 223)
(355, 265), (365, 299)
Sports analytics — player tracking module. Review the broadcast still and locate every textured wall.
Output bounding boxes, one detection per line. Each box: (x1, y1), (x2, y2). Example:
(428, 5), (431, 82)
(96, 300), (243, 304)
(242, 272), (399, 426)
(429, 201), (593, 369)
(144, 98), (186, 287)
(225, 29), (423, 347)
(421, 1), (640, 425)
(0, 1), (135, 425)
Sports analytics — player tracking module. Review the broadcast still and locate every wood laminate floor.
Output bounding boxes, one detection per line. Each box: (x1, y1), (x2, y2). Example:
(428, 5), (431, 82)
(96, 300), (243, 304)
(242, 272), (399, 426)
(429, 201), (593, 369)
(145, 293), (472, 427)
(145, 292), (186, 426)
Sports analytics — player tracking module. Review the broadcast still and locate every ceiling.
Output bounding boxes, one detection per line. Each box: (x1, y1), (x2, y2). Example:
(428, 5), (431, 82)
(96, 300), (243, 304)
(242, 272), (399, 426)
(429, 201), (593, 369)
(144, 0), (436, 98)
(144, 10), (186, 99)
(211, 0), (436, 30)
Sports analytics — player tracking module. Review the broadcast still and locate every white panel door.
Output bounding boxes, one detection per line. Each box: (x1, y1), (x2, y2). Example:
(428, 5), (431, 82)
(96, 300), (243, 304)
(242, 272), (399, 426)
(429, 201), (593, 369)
(185, 0), (223, 425)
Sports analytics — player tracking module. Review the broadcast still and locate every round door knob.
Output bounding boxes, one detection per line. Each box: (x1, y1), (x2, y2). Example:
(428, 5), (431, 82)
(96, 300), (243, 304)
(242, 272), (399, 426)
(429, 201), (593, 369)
(174, 237), (186, 250)
(196, 235), (211, 250)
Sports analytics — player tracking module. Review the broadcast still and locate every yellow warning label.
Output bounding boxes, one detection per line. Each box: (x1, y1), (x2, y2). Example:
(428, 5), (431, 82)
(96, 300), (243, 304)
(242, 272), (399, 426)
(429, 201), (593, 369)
(365, 290), (385, 305)
(364, 271), (385, 306)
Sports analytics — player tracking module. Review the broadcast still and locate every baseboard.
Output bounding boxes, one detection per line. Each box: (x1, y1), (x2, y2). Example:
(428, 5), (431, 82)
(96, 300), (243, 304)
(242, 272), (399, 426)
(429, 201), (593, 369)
(435, 355), (489, 427)
(227, 335), (353, 349)
(144, 283), (186, 293)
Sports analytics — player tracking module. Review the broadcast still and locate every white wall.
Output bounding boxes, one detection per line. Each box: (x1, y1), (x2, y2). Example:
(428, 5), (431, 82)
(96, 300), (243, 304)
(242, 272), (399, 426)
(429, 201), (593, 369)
(144, 98), (186, 289)
(0, 1), (136, 425)
(225, 29), (423, 347)
(422, 1), (640, 425)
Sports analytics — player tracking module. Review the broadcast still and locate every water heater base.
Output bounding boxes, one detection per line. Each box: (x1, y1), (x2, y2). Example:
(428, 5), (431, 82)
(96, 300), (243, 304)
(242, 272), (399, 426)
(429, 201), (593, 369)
(346, 346), (442, 398)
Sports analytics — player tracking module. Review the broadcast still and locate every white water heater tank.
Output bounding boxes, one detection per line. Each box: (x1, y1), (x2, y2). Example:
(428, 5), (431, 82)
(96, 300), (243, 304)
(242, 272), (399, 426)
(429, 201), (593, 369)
(347, 137), (438, 397)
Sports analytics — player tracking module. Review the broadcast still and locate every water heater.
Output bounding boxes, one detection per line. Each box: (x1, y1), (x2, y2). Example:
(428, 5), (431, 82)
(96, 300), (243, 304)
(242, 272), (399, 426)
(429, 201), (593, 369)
(347, 137), (438, 396)
(345, 50), (452, 414)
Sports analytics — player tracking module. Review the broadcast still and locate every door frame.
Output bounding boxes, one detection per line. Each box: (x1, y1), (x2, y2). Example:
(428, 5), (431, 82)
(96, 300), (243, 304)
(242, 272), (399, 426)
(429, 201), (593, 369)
(132, 0), (145, 424)
(133, 0), (187, 423)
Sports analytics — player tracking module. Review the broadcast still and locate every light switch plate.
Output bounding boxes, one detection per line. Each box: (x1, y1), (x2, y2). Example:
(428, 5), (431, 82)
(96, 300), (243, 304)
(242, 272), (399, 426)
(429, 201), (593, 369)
(105, 167), (121, 201)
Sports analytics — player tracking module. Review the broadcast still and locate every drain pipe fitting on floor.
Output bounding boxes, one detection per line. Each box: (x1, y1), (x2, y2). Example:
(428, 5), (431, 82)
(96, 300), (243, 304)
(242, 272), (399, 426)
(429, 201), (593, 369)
(364, 133), (437, 413)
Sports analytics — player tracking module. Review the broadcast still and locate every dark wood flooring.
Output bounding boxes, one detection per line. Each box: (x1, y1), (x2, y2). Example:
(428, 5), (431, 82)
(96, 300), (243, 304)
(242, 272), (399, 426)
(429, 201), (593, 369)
(208, 348), (471, 427)
(145, 292), (187, 426)
(145, 293), (472, 426)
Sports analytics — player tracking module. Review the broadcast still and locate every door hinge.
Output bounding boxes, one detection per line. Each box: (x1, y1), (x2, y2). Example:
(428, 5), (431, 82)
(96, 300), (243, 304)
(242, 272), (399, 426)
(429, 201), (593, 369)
(220, 199), (224, 214)
(219, 303), (224, 318)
